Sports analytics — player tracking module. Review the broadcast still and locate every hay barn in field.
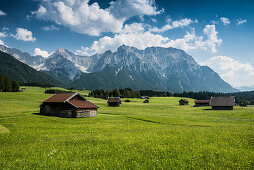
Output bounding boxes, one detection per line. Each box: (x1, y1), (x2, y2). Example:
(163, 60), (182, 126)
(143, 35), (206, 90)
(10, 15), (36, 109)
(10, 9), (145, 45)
(107, 97), (121, 107)
(179, 99), (189, 105)
(194, 100), (210, 107)
(40, 93), (99, 118)
(210, 96), (235, 110)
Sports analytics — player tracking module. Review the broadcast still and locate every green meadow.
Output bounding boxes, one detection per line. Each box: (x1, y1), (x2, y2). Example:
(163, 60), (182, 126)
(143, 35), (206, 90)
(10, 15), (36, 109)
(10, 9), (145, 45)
(0, 87), (253, 169)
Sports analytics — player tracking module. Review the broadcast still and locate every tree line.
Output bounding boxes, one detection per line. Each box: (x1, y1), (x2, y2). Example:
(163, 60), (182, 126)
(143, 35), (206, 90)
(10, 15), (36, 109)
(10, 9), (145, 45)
(173, 91), (254, 105)
(89, 88), (141, 99)
(0, 74), (20, 92)
(88, 88), (173, 99)
(89, 88), (254, 105)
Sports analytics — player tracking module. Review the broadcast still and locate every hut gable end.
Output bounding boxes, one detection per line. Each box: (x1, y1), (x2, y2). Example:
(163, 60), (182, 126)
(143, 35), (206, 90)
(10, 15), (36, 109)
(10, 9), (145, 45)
(179, 99), (189, 105)
(107, 97), (121, 107)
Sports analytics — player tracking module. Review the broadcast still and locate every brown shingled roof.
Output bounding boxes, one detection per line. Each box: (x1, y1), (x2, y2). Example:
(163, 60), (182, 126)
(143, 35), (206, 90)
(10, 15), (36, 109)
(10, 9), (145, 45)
(194, 100), (210, 104)
(69, 100), (99, 109)
(43, 93), (76, 103)
(179, 99), (189, 103)
(210, 96), (235, 107)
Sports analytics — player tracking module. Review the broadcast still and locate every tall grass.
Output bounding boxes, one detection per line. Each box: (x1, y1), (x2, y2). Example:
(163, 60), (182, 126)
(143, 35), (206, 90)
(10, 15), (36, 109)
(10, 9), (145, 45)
(0, 87), (253, 169)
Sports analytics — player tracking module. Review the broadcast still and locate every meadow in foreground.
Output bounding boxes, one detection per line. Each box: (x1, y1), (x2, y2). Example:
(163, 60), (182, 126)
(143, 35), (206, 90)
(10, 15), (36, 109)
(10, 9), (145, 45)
(0, 87), (253, 169)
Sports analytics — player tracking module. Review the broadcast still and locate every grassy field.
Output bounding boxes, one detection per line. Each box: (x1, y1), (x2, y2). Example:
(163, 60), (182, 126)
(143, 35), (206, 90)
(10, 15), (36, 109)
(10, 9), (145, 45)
(0, 87), (254, 169)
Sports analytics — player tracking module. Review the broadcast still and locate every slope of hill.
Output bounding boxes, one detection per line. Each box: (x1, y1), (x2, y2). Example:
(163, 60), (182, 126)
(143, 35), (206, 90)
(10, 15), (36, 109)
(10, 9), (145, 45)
(0, 51), (61, 86)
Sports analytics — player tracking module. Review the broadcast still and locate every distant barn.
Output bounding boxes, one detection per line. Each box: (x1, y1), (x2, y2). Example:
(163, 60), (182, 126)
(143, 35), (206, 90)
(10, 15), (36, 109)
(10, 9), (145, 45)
(194, 100), (210, 107)
(210, 96), (235, 110)
(107, 97), (121, 107)
(40, 93), (99, 118)
(179, 99), (189, 105)
(143, 99), (149, 103)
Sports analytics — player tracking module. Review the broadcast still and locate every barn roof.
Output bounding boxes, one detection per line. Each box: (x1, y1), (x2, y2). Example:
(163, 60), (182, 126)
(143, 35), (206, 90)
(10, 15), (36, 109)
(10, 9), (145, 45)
(179, 99), (189, 103)
(210, 96), (235, 107)
(107, 97), (121, 103)
(194, 100), (210, 104)
(43, 92), (86, 103)
(43, 93), (76, 103)
(69, 100), (99, 109)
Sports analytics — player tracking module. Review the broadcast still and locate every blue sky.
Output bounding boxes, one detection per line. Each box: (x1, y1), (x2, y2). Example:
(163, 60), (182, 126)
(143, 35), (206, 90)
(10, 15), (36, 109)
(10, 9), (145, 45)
(0, 0), (254, 87)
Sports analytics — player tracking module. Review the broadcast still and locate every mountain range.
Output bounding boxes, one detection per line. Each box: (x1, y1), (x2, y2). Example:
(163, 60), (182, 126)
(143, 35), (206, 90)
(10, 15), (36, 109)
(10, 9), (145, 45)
(0, 50), (61, 86)
(0, 44), (238, 92)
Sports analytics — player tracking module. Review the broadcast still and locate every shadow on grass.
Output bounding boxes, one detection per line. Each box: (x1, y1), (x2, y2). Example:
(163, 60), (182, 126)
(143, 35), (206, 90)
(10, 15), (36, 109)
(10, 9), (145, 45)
(33, 112), (56, 117)
(127, 116), (211, 128)
(99, 112), (123, 116)
(203, 109), (213, 110)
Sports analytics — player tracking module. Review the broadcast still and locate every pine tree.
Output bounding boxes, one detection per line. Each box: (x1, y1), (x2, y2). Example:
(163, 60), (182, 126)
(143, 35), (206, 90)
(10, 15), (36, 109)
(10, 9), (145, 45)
(4, 77), (12, 92)
(12, 80), (19, 92)
(0, 74), (5, 92)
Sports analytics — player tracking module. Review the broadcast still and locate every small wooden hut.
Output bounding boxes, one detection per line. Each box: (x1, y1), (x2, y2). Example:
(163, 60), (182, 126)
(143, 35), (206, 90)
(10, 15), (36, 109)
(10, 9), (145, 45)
(107, 97), (121, 107)
(179, 99), (189, 105)
(40, 92), (99, 118)
(194, 100), (210, 107)
(210, 96), (235, 110)
(143, 99), (149, 103)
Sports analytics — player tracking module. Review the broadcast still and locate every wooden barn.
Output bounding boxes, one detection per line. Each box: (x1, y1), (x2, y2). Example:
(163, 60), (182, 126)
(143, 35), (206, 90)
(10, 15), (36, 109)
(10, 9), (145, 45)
(40, 92), (99, 118)
(143, 99), (149, 103)
(179, 99), (189, 105)
(210, 96), (235, 110)
(107, 97), (121, 107)
(194, 100), (210, 107)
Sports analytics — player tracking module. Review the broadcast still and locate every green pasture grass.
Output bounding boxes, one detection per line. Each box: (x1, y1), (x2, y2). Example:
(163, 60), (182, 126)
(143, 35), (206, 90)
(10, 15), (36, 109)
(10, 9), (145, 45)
(0, 87), (254, 169)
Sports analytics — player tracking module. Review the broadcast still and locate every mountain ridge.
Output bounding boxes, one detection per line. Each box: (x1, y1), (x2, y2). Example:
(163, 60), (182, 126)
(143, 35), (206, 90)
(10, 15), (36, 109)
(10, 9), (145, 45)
(0, 50), (62, 86)
(0, 44), (238, 92)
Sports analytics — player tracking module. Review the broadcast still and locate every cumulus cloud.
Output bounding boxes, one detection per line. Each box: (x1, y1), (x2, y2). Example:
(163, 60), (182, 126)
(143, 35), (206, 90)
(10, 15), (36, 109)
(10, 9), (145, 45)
(220, 17), (230, 25)
(76, 24), (222, 55)
(76, 23), (169, 55)
(13, 28), (36, 42)
(236, 18), (247, 25)
(0, 32), (7, 37)
(0, 10), (6, 16)
(42, 25), (60, 31)
(0, 40), (4, 45)
(150, 18), (198, 33)
(200, 56), (254, 87)
(151, 18), (157, 23)
(33, 48), (50, 58)
(109, 0), (162, 19)
(33, 0), (161, 36)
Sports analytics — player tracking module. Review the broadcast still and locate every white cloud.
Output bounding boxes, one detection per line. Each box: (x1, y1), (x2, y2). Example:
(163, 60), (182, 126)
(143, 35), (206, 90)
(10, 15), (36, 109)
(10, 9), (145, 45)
(0, 32), (7, 37)
(13, 28), (36, 42)
(211, 20), (219, 25)
(0, 10), (6, 16)
(76, 23), (169, 55)
(202, 25), (222, 53)
(200, 56), (254, 87)
(42, 25), (60, 31)
(109, 0), (162, 19)
(2, 27), (9, 31)
(151, 18), (157, 23)
(33, 48), (50, 58)
(76, 24), (222, 55)
(33, 0), (161, 36)
(0, 40), (4, 45)
(220, 17), (230, 25)
(236, 18), (247, 25)
(166, 25), (221, 53)
(150, 18), (198, 33)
